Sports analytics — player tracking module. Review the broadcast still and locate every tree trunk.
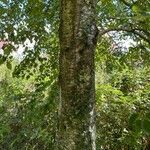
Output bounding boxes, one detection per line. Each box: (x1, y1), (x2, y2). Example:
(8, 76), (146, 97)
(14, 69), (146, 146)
(57, 0), (98, 149)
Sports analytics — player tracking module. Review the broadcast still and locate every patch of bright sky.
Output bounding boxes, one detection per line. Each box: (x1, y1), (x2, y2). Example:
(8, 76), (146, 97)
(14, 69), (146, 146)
(120, 37), (136, 50)
(0, 38), (35, 60)
(12, 39), (36, 60)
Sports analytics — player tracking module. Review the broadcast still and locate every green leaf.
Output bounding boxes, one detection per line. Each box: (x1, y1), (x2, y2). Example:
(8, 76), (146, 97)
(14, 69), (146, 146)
(129, 113), (139, 126)
(6, 61), (12, 70)
(132, 5), (140, 13)
(0, 56), (6, 65)
(145, 113), (150, 119)
(143, 119), (150, 134)
(3, 44), (15, 56)
(26, 75), (30, 80)
(135, 119), (142, 132)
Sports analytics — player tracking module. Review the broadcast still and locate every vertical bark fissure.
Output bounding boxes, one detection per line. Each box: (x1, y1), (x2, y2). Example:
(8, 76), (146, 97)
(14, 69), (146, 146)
(57, 0), (98, 149)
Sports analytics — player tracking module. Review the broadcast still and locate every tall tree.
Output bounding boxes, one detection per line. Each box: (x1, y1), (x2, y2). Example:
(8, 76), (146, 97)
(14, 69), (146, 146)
(57, 0), (98, 149)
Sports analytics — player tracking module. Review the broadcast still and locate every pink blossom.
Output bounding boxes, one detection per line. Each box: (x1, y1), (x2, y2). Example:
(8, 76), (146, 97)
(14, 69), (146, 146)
(0, 41), (9, 49)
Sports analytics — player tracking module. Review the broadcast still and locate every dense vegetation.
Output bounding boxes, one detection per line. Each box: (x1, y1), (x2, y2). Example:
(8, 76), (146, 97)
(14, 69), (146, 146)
(0, 0), (150, 149)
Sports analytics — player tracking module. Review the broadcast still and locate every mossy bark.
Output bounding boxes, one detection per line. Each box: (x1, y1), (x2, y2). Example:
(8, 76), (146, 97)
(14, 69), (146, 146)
(57, 0), (98, 149)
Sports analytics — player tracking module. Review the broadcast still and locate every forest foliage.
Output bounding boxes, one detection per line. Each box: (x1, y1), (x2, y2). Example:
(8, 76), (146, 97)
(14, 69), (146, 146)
(0, 0), (150, 149)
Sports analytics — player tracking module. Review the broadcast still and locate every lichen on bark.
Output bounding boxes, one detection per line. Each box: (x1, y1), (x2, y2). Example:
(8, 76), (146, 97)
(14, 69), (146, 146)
(56, 0), (98, 149)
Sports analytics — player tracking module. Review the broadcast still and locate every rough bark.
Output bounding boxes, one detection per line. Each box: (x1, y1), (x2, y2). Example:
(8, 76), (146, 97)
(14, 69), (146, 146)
(56, 0), (98, 149)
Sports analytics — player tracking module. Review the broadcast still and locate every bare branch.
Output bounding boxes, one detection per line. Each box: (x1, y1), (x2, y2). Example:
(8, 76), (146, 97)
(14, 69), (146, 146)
(98, 27), (150, 44)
